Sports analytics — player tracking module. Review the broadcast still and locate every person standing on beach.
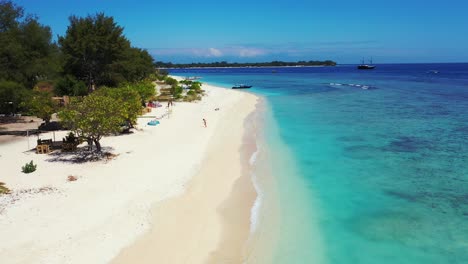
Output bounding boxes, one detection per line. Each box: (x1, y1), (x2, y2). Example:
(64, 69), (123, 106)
(203, 118), (207, 128)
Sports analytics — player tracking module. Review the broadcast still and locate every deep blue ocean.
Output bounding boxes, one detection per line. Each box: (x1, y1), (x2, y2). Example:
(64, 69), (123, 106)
(171, 64), (468, 264)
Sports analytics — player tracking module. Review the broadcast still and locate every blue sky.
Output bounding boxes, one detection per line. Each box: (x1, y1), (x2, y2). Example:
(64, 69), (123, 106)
(15, 0), (468, 63)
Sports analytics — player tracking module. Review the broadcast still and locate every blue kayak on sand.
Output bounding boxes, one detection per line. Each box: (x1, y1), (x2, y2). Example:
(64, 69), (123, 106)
(147, 120), (160, 126)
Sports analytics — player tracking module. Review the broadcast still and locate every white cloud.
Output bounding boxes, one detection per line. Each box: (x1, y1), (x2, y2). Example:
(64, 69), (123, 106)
(238, 48), (266, 57)
(209, 48), (223, 57)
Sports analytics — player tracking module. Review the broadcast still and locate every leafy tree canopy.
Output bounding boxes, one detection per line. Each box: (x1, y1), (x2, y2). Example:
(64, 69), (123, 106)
(94, 86), (141, 127)
(26, 90), (59, 125)
(55, 75), (87, 96)
(125, 81), (155, 102)
(59, 13), (155, 92)
(0, 0), (59, 88)
(59, 92), (124, 152)
(0, 80), (27, 114)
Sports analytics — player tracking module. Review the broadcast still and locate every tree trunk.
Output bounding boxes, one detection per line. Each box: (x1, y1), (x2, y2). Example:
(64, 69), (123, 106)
(88, 75), (95, 93)
(127, 120), (134, 129)
(94, 139), (101, 152)
(87, 138), (93, 151)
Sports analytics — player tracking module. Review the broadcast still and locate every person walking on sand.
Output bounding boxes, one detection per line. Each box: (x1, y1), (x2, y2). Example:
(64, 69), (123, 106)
(203, 118), (207, 128)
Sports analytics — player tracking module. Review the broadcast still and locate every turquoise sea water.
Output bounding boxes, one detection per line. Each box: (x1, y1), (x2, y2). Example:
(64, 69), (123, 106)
(171, 64), (468, 263)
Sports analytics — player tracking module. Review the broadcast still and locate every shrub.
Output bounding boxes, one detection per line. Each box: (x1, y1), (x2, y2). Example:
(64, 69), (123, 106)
(184, 93), (201, 102)
(22, 160), (37, 173)
(186, 90), (196, 96)
(63, 132), (78, 143)
(0, 182), (10, 195)
(0, 81), (28, 114)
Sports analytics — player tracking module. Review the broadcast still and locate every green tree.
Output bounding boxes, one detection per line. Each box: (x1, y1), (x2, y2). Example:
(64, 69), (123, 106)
(190, 81), (202, 93)
(173, 85), (183, 99)
(0, 80), (27, 114)
(128, 81), (155, 102)
(55, 75), (87, 96)
(165, 77), (178, 87)
(59, 13), (130, 91)
(59, 93), (124, 152)
(94, 86), (141, 128)
(0, 0), (22, 32)
(27, 90), (59, 125)
(164, 77), (183, 99)
(0, 1), (59, 88)
(59, 13), (154, 92)
(112, 47), (155, 83)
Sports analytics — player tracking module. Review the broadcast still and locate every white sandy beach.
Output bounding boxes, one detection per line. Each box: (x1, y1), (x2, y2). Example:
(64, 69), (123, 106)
(0, 82), (258, 264)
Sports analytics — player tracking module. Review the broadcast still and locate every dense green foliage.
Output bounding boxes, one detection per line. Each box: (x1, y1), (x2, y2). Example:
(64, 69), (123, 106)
(0, 1), (156, 119)
(26, 90), (59, 124)
(164, 77), (183, 99)
(0, 80), (27, 114)
(94, 86), (142, 127)
(164, 77), (178, 87)
(115, 47), (155, 83)
(59, 91), (135, 152)
(154, 60), (337, 68)
(54, 75), (87, 96)
(58, 13), (154, 91)
(180, 80), (202, 101)
(0, 1), (60, 88)
(59, 94), (122, 152)
(21, 160), (37, 173)
(127, 81), (156, 102)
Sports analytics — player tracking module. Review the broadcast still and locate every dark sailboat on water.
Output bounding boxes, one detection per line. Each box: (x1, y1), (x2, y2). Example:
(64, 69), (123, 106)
(357, 58), (376, 70)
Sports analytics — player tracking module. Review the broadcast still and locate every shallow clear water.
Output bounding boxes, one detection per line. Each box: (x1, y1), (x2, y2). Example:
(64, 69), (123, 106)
(171, 64), (468, 263)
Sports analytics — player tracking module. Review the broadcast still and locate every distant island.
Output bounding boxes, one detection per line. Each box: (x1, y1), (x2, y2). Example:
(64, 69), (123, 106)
(154, 60), (337, 68)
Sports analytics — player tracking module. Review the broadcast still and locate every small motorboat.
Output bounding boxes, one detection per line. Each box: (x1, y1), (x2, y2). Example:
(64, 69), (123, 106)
(232, 84), (252, 89)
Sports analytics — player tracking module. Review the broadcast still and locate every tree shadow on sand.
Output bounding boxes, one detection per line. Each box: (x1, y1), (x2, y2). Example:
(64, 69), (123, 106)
(45, 146), (117, 164)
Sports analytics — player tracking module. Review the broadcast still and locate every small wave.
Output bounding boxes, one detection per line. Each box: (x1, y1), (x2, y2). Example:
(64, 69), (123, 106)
(328, 82), (376, 90)
(250, 171), (263, 234)
(249, 149), (258, 165)
(249, 145), (262, 234)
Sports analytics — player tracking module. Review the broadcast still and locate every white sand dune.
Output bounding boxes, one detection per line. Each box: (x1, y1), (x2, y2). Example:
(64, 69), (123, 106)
(0, 82), (258, 264)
